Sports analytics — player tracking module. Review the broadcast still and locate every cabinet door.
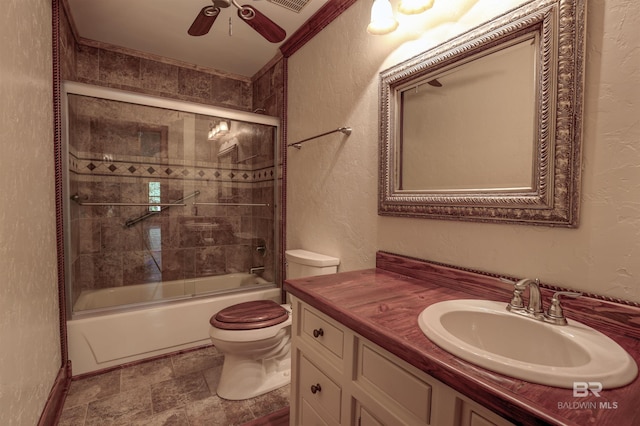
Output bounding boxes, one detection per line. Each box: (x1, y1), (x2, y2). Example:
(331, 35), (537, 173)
(301, 399), (330, 426)
(457, 398), (515, 426)
(299, 353), (342, 424)
(354, 400), (385, 426)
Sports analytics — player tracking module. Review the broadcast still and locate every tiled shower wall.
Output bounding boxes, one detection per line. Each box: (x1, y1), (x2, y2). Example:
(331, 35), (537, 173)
(67, 95), (277, 308)
(59, 5), (284, 116)
(60, 7), (285, 310)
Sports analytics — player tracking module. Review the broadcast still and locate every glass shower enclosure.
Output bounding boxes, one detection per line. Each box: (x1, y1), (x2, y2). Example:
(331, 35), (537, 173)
(62, 82), (280, 317)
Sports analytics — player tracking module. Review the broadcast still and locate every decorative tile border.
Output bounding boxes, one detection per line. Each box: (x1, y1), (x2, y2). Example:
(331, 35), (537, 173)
(70, 152), (275, 184)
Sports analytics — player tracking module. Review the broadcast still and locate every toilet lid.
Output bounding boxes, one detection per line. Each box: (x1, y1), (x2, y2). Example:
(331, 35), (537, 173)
(210, 300), (289, 330)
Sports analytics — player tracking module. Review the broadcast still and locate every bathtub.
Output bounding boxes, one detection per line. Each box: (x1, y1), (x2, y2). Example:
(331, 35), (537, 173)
(73, 273), (270, 311)
(67, 274), (281, 375)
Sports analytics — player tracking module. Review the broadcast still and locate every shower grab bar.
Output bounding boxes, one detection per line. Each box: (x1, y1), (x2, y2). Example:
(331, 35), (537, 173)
(287, 126), (352, 149)
(123, 190), (201, 228)
(193, 202), (270, 207)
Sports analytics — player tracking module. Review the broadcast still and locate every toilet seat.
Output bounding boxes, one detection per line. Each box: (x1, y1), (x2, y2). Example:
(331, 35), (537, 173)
(210, 300), (289, 330)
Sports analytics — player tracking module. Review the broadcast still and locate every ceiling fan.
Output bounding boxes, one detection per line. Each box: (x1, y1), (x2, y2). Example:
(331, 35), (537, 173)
(188, 0), (286, 43)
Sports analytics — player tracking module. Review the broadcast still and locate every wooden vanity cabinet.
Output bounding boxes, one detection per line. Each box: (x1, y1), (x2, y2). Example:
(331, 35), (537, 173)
(290, 296), (514, 426)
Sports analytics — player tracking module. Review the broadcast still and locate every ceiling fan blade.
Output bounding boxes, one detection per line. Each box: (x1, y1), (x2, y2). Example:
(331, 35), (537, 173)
(237, 5), (286, 43)
(188, 6), (220, 36)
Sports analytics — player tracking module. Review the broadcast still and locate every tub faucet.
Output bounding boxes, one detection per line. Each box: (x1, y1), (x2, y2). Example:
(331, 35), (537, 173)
(250, 266), (265, 274)
(507, 278), (543, 319)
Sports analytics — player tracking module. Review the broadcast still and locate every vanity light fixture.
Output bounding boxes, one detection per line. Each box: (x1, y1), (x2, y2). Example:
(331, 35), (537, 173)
(367, 0), (435, 35)
(367, 0), (398, 35)
(398, 0), (434, 14)
(208, 119), (230, 140)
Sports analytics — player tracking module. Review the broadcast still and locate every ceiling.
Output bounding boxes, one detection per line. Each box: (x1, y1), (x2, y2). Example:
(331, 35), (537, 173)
(65, 0), (330, 78)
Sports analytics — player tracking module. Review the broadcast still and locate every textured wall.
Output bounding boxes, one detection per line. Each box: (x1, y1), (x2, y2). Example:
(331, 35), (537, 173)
(287, 0), (640, 302)
(0, 0), (62, 424)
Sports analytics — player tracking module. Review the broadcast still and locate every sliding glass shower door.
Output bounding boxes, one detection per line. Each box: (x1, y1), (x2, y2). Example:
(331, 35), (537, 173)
(63, 83), (279, 316)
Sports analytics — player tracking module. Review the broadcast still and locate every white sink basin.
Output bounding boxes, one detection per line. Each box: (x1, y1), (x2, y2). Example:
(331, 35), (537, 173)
(418, 299), (638, 389)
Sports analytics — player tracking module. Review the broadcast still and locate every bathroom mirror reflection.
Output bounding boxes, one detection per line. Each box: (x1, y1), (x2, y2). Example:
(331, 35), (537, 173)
(400, 36), (537, 191)
(378, 0), (585, 227)
(63, 83), (280, 316)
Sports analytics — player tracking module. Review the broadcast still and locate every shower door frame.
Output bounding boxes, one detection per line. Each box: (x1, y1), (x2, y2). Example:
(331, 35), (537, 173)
(61, 81), (281, 319)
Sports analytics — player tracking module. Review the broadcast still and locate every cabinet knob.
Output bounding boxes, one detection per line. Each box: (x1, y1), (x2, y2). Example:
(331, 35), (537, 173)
(313, 328), (324, 338)
(311, 383), (322, 394)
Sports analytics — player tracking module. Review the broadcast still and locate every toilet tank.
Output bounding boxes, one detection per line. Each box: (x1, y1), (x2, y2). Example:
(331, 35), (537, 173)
(285, 249), (340, 279)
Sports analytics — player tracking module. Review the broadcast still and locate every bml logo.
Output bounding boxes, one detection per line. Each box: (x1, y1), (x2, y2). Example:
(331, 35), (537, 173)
(573, 381), (602, 397)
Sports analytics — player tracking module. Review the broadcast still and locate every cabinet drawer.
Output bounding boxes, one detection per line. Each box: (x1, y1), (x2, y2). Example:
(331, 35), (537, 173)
(357, 341), (432, 424)
(301, 305), (344, 359)
(300, 354), (342, 424)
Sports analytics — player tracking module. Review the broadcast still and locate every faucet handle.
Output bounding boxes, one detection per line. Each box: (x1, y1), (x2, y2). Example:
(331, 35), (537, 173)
(502, 277), (528, 311)
(507, 287), (525, 310)
(545, 291), (582, 325)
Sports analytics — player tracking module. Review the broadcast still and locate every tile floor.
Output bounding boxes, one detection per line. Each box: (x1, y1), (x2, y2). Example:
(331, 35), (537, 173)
(58, 346), (290, 426)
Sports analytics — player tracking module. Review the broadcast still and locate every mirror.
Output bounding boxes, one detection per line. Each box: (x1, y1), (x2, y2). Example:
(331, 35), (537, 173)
(379, 0), (585, 227)
(400, 37), (537, 191)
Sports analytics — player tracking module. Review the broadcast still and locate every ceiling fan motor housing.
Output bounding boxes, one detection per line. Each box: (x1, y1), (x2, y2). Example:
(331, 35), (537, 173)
(190, 0), (286, 43)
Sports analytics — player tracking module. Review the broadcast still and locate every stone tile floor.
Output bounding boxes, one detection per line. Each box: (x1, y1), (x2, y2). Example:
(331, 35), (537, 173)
(58, 346), (290, 426)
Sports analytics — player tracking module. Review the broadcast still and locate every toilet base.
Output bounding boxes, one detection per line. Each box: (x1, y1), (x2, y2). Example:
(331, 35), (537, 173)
(216, 350), (291, 400)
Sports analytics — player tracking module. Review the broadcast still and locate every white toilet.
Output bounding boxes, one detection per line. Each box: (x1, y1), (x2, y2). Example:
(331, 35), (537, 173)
(208, 249), (339, 400)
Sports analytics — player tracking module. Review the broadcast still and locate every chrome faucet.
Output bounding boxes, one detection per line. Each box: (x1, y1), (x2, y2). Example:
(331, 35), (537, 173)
(507, 278), (544, 319)
(506, 278), (581, 325)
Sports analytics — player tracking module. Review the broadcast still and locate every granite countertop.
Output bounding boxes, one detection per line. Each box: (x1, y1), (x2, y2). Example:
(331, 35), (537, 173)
(283, 252), (640, 426)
